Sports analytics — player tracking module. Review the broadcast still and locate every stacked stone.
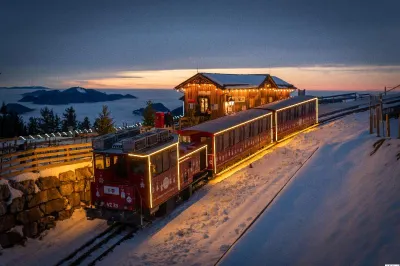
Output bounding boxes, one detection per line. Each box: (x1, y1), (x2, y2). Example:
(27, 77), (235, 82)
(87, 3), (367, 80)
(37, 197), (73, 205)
(0, 165), (93, 249)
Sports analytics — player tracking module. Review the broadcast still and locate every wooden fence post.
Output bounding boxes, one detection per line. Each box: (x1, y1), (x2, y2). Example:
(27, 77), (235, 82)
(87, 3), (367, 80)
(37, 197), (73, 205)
(398, 113), (400, 139)
(376, 107), (380, 137)
(386, 114), (390, 138)
(369, 95), (373, 134)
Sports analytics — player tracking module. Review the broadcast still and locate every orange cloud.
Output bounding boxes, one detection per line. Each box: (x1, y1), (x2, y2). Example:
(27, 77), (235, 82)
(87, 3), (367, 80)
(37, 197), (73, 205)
(63, 66), (400, 90)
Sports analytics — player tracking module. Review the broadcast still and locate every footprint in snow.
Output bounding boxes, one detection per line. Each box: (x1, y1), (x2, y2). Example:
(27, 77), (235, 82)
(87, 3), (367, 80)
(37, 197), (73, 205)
(220, 244), (230, 252)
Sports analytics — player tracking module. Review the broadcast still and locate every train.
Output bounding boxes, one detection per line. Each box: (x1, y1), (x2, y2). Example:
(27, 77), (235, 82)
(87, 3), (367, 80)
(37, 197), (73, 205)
(86, 96), (318, 225)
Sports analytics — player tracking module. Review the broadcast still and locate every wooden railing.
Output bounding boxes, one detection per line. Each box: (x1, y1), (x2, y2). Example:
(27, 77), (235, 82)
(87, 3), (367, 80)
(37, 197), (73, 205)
(0, 143), (93, 179)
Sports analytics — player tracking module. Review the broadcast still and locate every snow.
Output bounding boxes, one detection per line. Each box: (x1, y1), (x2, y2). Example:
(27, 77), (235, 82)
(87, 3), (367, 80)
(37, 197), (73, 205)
(272, 76), (292, 87)
(0, 179), (24, 205)
(0, 209), (108, 266)
(221, 126), (400, 265)
(76, 87), (87, 94)
(202, 73), (268, 87)
(9, 161), (93, 183)
(94, 112), (385, 266)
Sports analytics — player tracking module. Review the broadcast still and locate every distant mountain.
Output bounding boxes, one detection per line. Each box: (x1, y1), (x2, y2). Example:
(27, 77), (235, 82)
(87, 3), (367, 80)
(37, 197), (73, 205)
(132, 103), (183, 117)
(0, 86), (51, 90)
(5, 103), (34, 114)
(21, 89), (49, 97)
(133, 103), (170, 116)
(18, 87), (137, 105)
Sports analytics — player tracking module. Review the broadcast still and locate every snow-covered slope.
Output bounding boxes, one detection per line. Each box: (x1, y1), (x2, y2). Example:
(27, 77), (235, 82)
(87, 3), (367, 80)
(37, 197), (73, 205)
(221, 125), (400, 265)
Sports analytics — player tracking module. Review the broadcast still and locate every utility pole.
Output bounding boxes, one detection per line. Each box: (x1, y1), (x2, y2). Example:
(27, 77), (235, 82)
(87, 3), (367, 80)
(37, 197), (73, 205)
(369, 95), (373, 134)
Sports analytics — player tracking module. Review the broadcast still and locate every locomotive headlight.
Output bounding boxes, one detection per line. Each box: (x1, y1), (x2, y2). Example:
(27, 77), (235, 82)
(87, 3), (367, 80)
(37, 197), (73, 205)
(126, 196), (132, 204)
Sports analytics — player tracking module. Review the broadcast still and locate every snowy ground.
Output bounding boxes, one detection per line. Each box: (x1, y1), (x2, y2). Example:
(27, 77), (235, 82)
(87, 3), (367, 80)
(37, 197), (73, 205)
(0, 209), (108, 266)
(1, 112), (399, 266)
(221, 120), (400, 265)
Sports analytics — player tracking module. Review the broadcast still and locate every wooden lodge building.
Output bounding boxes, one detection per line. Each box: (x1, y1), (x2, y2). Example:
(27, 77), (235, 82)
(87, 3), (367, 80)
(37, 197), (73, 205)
(175, 73), (296, 122)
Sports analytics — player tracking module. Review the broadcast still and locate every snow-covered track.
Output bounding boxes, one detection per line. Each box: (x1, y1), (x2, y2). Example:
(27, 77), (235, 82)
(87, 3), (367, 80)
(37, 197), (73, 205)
(54, 223), (133, 266)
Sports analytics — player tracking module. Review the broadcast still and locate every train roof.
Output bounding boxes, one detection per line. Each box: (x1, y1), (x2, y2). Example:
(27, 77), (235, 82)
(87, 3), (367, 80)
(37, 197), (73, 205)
(179, 109), (272, 135)
(256, 96), (317, 111)
(94, 130), (179, 156)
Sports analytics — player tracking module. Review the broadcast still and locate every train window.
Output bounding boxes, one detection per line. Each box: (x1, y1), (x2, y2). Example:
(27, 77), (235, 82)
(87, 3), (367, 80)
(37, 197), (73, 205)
(151, 154), (163, 175)
(163, 150), (170, 171)
(113, 156), (127, 178)
(223, 133), (229, 150)
(170, 148), (177, 167)
(95, 154), (105, 170)
(235, 128), (240, 144)
(131, 157), (146, 175)
(105, 154), (111, 169)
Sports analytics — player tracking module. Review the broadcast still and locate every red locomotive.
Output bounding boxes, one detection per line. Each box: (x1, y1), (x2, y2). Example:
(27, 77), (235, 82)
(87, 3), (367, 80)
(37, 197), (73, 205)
(86, 96), (318, 225)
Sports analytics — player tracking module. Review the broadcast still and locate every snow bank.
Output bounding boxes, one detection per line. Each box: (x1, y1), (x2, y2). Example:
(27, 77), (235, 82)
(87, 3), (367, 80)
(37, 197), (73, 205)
(221, 131), (400, 265)
(9, 161), (92, 183)
(1, 209), (108, 266)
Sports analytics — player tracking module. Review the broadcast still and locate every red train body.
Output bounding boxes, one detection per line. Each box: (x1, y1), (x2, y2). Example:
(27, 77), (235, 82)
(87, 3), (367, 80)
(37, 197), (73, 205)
(86, 96), (318, 224)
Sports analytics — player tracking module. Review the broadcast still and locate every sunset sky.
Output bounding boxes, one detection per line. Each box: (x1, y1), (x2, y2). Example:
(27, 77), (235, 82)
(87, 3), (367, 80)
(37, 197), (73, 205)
(0, 0), (399, 90)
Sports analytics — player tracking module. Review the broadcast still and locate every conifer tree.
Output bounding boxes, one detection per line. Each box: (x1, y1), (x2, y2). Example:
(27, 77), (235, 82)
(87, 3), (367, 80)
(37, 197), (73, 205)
(28, 117), (40, 135)
(39, 107), (59, 133)
(62, 106), (77, 131)
(79, 116), (91, 130)
(94, 105), (115, 135)
(0, 102), (7, 115)
(142, 100), (155, 127)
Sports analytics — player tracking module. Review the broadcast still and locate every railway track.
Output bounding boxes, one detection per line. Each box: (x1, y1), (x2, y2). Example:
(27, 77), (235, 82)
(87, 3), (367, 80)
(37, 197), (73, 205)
(55, 223), (140, 266)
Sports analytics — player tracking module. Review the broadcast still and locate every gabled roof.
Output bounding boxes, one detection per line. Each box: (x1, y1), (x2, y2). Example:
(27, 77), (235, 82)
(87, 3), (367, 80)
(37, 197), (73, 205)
(175, 73), (295, 90)
(202, 73), (268, 88)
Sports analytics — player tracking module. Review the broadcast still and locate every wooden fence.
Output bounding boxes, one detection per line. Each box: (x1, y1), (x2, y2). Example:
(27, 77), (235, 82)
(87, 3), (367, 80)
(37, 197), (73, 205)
(0, 143), (93, 179)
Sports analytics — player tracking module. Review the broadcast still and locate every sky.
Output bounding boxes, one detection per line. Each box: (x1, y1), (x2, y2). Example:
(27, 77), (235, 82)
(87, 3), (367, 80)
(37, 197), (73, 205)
(0, 0), (399, 90)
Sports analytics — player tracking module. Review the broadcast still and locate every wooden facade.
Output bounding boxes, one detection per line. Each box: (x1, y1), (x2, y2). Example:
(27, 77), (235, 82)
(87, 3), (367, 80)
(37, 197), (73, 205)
(175, 73), (296, 122)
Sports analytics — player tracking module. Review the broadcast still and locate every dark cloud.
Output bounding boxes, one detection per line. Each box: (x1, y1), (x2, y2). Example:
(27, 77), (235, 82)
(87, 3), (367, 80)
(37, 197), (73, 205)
(0, 0), (399, 86)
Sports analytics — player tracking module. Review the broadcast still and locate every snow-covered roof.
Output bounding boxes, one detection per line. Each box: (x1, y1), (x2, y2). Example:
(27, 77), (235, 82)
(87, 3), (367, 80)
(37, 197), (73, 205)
(256, 96), (317, 111)
(175, 73), (296, 90)
(202, 73), (267, 88)
(180, 109), (272, 135)
(271, 76), (293, 88)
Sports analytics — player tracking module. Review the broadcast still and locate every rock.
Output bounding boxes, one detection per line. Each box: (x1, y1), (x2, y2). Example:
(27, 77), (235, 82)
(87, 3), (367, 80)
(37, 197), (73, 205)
(0, 184), (11, 201)
(0, 201), (7, 216)
(75, 167), (92, 180)
(40, 198), (65, 215)
(67, 193), (81, 207)
(57, 210), (73, 221)
(36, 176), (60, 190)
(59, 170), (76, 182)
(80, 191), (91, 203)
(47, 188), (62, 201)
(23, 222), (39, 238)
(27, 190), (47, 208)
(16, 207), (43, 224)
(9, 197), (25, 214)
(0, 215), (16, 232)
(59, 183), (74, 196)
(73, 180), (85, 192)
(9, 180), (35, 195)
(39, 216), (56, 230)
(0, 233), (11, 248)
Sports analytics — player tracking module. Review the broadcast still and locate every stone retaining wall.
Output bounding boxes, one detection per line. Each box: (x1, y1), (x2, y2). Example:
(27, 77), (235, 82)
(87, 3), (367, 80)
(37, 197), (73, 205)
(0, 165), (93, 249)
